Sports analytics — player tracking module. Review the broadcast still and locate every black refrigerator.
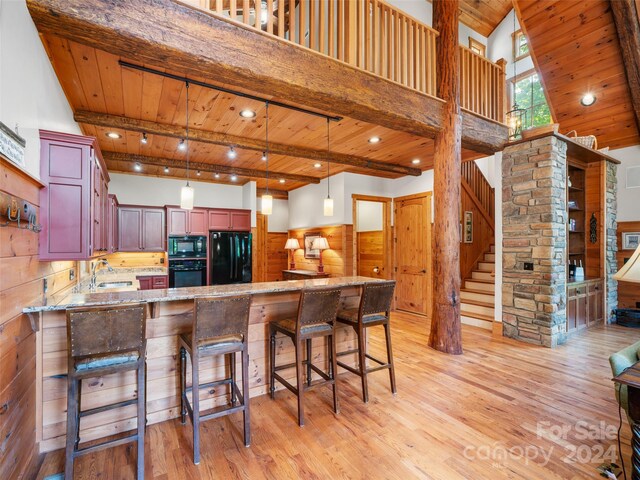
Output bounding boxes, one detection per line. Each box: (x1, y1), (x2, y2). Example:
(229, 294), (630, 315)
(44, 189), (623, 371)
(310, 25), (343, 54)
(209, 231), (252, 284)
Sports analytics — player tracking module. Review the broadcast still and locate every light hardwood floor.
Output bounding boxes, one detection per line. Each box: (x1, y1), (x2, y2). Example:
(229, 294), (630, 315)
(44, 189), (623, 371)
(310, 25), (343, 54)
(36, 312), (639, 479)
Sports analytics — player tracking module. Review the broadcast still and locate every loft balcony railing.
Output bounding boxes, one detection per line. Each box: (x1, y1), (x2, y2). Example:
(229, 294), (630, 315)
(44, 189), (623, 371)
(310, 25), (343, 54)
(192, 0), (506, 124)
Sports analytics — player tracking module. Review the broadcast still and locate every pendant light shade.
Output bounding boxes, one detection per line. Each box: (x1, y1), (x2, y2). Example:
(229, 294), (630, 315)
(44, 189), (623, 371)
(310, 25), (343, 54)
(324, 197), (334, 216)
(180, 184), (194, 210)
(261, 194), (273, 215)
(181, 81), (194, 209)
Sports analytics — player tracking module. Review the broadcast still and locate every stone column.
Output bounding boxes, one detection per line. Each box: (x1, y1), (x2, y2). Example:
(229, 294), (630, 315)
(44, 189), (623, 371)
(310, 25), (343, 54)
(501, 135), (568, 347)
(606, 160), (618, 320)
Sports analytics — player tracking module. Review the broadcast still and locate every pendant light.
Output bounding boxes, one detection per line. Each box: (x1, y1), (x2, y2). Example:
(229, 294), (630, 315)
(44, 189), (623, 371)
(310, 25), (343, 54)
(261, 101), (273, 215)
(324, 118), (334, 216)
(506, 12), (527, 139)
(180, 82), (194, 210)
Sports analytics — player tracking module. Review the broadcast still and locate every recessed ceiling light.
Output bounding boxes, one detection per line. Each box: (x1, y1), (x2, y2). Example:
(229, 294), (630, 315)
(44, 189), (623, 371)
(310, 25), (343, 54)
(141, 132), (148, 144)
(261, 151), (267, 161)
(580, 93), (596, 106)
(134, 162), (142, 171)
(279, 178), (285, 183)
(106, 132), (122, 139)
(230, 174), (238, 181)
(314, 163), (322, 168)
(228, 147), (237, 160)
(239, 109), (256, 119)
(178, 139), (186, 151)
(164, 166), (169, 173)
(412, 159), (421, 164)
(368, 136), (381, 144)
(214, 173), (220, 179)
(196, 170), (201, 176)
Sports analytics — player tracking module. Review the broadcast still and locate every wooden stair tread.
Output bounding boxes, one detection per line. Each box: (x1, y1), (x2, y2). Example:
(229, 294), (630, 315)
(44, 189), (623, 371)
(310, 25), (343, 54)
(460, 299), (495, 308)
(460, 311), (494, 322)
(461, 288), (495, 296)
(466, 278), (495, 284)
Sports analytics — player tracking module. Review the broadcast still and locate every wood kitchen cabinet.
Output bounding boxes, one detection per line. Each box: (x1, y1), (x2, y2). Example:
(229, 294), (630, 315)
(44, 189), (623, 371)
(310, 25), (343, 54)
(207, 208), (251, 231)
(107, 194), (119, 254)
(39, 130), (110, 260)
(137, 275), (168, 290)
(118, 205), (166, 252)
(167, 207), (208, 235)
(567, 279), (603, 333)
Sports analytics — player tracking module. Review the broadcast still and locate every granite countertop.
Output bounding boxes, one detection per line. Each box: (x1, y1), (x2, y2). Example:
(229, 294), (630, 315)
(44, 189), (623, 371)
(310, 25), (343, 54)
(71, 267), (169, 295)
(23, 276), (386, 313)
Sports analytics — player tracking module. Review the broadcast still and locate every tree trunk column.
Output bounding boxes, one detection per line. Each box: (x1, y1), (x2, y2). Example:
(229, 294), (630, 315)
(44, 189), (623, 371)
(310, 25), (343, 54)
(428, 0), (463, 354)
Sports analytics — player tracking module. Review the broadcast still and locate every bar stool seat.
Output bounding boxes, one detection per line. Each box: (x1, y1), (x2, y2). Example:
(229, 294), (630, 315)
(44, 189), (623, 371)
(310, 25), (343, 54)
(179, 295), (252, 465)
(65, 303), (147, 480)
(271, 317), (334, 336)
(336, 309), (387, 325)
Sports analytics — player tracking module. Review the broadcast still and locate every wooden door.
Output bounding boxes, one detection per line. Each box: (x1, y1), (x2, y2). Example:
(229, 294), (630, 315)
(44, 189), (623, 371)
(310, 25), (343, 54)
(189, 209), (208, 235)
(118, 207), (142, 251)
(142, 208), (165, 251)
(167, 208), (188, 236)
(394, 193), (432, 317)
(208, 210), (230, 230)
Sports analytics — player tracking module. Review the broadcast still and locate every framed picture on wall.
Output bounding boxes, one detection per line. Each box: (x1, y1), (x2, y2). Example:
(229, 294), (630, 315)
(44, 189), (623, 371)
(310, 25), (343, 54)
(464, 211), (473, 243)
(622, 232), (640, 251)
(304, 232), (322, 258)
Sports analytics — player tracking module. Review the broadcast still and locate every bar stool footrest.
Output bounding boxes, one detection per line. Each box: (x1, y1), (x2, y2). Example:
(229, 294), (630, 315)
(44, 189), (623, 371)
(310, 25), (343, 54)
(74, 433), (139, 458)
(79, 398), (138, 418)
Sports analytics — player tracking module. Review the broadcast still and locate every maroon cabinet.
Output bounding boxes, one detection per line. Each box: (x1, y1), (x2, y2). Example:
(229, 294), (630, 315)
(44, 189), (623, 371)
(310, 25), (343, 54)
(167, 207), (208, 235)
(207, 209), (251, 231)
(137, 275), (168, 290)
(118, 206), (166, 252)
(39, 130), (110, 260)
(107, 194), (119, 254)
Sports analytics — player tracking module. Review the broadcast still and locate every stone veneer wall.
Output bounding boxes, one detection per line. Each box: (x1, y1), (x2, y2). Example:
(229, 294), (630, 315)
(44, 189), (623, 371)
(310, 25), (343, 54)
(502, 136), (568, 347)
(606, 160), (618, 319)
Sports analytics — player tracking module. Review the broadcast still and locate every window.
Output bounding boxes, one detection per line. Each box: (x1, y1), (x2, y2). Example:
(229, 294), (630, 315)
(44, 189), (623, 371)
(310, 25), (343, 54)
(468, 37), (486, 57)
(510, 70), (552, 129)
(513, 29), (529, 61)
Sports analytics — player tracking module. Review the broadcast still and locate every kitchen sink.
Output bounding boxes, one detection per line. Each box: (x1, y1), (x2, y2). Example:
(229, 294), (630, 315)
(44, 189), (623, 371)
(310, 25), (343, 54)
(97, 281), (133, 289)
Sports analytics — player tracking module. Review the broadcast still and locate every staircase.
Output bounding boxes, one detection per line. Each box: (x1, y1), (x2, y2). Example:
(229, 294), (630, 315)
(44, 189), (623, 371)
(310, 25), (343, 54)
(460, 244), (495, 330)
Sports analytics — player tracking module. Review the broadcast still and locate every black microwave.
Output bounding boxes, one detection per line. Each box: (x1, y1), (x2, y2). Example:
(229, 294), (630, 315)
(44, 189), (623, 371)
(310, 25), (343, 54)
(168, 235), (207, 258)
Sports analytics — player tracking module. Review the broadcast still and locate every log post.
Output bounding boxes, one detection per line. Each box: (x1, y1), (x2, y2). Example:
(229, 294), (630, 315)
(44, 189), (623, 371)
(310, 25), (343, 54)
(428, 0), (463, 354)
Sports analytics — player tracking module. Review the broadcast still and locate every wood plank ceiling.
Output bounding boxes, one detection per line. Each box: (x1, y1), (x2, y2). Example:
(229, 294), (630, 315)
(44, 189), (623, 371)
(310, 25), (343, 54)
(41, 34), (486, 191)
(458, 0), (513, 37)
(515, 0), (640, 149)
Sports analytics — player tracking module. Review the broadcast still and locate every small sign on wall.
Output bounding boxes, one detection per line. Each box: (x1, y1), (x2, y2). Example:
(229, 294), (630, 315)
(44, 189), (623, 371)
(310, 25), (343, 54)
(0, 121), (26, 168)
(463, 211), (473, 243)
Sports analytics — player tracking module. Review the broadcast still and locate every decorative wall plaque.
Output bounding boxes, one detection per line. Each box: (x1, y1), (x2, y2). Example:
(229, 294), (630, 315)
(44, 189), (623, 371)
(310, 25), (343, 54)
(0, 121), (25, 167)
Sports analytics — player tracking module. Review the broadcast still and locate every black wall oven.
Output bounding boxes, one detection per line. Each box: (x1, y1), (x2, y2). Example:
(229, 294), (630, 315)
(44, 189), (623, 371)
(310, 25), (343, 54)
(168, 260), (207, 288)
(168, 235), (206, 259)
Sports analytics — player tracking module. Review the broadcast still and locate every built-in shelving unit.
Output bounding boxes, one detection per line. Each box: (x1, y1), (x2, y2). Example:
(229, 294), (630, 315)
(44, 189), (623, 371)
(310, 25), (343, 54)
(567, 164), (586, 272)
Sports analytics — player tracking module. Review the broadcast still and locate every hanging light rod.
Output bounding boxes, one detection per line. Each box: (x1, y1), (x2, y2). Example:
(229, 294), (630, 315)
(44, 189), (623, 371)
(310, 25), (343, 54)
(119, 61), (343, 123)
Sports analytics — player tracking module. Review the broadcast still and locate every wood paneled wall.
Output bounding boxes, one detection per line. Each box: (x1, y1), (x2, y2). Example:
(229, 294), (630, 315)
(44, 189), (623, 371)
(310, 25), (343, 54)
(617, 221), (640, 309)
(0, 158), (77, 479)
(585, 162), (604, 278)
(288, 225), (354, 277)
(266, 232), (288, 281)
(103, 251), (167, 267)
(460, 183), (494, 280)
(356, 231), (385, 278)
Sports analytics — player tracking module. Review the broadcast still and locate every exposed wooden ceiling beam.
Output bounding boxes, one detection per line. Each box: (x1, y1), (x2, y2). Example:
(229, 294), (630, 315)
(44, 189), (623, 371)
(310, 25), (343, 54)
(257, 188), (288, 200)
(27, 0), (507, 154)
(102, 151), (320, 184)
(611, 0), (640, 134)
(76, 111), (421, 176)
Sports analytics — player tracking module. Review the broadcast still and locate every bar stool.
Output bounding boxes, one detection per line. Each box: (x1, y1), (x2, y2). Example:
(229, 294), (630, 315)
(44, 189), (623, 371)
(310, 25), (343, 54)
(179, 294), (252, 465)
(336, 281), (397, 403)
(65, 303), (147, 480)
(269, 286), (342, 426)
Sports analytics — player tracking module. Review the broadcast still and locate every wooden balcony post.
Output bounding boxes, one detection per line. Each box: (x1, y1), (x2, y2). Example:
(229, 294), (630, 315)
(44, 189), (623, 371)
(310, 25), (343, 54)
(429, 0), (463, 355)
(496, 58), (508, 124)
(344, 0), (358, 65)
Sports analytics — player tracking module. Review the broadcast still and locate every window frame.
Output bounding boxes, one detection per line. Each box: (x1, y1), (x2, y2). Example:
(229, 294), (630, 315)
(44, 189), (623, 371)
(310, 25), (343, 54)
(512, 29), (529, 62)
(468, 37), (486, 57)
(508, 68), (551, 130)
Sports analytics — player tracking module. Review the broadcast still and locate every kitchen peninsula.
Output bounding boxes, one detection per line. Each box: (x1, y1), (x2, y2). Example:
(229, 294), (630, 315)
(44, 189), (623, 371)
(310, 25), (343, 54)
(24, 276), (383, 454)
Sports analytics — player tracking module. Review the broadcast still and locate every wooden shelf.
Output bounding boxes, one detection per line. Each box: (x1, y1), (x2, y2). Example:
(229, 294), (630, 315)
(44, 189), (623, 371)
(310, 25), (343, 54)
(569, 252), (585, 256)
(569, 207), (583, 212)
(569, 186), (584, 192)
(569, 230), (585, 233)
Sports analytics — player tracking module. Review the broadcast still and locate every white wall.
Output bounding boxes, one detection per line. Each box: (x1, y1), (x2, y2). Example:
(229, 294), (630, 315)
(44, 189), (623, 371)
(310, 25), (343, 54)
(288, 174), (347, 228)
(385, 0), (487, 48)
(356, 201), (383, 232)
(0, 0), (81, 177)
(609, 146), (640, 222)
(267, 199), (289, 232)
(242, 181), (257, 227)
(109, 173), (245, 208)
(487, 9), (534, 80)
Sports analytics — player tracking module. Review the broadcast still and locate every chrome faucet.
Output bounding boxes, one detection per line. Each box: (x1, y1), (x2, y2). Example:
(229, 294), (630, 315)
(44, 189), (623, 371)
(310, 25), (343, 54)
(89, 259), (114, 290)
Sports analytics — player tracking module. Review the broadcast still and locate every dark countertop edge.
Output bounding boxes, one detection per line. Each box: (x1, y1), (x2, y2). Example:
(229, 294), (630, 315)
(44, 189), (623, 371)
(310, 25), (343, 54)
(22, 276), (386, 313)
